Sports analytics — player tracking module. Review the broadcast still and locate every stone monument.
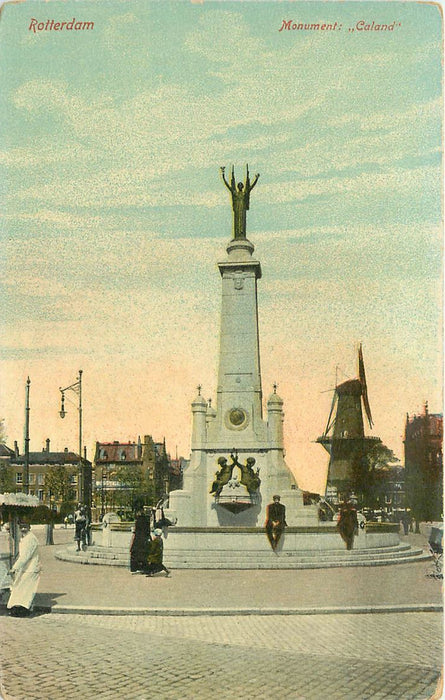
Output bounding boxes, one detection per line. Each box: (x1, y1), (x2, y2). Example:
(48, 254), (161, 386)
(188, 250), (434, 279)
(166, 166), (318, 543)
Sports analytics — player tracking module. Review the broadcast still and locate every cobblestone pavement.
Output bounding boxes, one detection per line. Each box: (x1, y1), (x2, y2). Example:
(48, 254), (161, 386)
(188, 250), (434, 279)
(0, 611), (442, 700)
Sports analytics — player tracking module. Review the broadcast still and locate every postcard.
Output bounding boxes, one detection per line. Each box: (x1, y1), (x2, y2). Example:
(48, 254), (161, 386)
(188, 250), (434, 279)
(0, 1), (442, 698)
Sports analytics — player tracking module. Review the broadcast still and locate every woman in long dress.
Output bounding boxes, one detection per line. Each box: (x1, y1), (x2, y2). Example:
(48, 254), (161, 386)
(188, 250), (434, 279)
(130, 508), (151, 573)
(7, 522), (41, 617)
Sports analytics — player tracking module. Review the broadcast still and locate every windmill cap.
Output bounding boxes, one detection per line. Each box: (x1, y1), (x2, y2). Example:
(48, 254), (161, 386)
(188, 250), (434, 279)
(336, 379), (362, 396)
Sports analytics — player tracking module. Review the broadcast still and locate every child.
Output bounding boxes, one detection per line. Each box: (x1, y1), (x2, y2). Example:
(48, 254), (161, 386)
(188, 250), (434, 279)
(146, 529), (170, 577)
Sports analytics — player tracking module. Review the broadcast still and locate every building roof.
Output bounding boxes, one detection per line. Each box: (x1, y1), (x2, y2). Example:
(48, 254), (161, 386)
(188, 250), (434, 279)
(154, 442), (167, 458)
(406, 411), (443, 439)
(95, 442), (140, 463)
(0, 444), (15, 458)
(11, 451), (91, 466)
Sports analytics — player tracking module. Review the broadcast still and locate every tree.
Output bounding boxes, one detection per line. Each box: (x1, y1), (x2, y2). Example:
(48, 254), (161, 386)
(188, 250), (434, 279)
(45, 465), (76, 509)
(353, 443), (400, 508)
(0, 464), (15, 492)
(113, 465), (154, 513)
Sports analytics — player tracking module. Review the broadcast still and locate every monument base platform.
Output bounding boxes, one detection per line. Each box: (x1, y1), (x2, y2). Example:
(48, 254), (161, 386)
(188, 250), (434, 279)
(54, 523), (430, 569)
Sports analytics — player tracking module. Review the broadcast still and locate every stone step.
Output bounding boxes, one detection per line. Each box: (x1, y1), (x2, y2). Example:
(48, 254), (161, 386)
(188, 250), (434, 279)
(62, 542), (418, 560)
(55, 544), (429, 569)
(86, 541), (414, 556)
(165, 547), (425, 563)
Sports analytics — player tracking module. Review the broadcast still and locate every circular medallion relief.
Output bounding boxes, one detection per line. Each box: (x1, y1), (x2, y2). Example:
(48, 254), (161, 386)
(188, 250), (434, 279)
(225, 407), (249, 431)
(229, 408), (246, 426)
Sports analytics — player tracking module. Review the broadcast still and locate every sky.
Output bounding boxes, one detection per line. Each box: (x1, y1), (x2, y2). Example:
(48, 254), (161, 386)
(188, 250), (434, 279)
(0, 0), (442, 493)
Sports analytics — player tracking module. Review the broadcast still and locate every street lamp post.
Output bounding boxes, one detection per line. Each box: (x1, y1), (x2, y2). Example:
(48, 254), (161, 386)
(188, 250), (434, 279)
(23, 377), (31, 495)
(101, 467), (107, 520)
(46, 488), (54, 545)
(59, 370), (84, 503)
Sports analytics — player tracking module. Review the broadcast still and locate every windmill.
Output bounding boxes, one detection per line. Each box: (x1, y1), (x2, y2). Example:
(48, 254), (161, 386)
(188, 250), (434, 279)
(316, 344), (380, 499)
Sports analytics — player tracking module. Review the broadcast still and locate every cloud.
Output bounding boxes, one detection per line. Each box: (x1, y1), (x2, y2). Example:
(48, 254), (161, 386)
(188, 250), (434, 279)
(1, 3), (441, 483)
(0, 142), (91, 168)
(7, 68), (439, 215)
(254, 165), (440, 209)
(5, 7), (440, 217)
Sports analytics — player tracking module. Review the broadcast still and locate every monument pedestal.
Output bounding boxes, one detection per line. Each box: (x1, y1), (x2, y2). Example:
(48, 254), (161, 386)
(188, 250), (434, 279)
(55, 521), (428, 570)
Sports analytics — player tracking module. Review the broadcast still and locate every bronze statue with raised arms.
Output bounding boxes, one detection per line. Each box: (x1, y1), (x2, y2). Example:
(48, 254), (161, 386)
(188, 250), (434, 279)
(220, 165), (260, 239)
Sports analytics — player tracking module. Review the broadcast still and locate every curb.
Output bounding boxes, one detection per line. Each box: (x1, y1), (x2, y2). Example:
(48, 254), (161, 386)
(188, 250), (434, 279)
(9, 602), (442, 617)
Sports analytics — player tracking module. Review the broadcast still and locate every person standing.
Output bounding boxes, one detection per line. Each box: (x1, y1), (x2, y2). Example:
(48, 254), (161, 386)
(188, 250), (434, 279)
(337, 500), (359, 550)
(74, 504), (87, 552)
(130, 507), (151, 573)
(84, 507), (92, 546)
(7, 522), (41, 617)
(401, 509), (412, 535)
(146, 529), (170, 577)
(265, 495), (287, 550)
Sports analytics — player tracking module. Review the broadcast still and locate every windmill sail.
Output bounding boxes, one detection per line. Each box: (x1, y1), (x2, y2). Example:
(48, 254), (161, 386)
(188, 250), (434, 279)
(323, 390), (338, 437)
(358, 343), (373, 429)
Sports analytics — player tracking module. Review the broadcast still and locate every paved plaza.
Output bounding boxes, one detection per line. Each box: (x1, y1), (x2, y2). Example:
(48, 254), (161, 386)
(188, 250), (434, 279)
(0, 525), (442, 699)
(0, 610), (443, 699)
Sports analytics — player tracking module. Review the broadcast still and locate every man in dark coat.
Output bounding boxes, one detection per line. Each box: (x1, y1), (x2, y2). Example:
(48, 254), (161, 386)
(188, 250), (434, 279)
(337, 500), (359, 550)
(265, 495), (287, 550)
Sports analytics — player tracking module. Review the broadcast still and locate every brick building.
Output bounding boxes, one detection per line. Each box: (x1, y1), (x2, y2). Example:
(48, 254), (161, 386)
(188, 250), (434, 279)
(4, 438), (92, 514)
(93, 435), (183, 519)
(404, 403), (443, 523)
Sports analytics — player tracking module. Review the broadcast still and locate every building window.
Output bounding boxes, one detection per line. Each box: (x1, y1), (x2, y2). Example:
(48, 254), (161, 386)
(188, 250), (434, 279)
(120, 451), (126, 461)
(29, 489), (35, 496)
(16, 473), (23, 484)
(99, 449), (108, 460)
(29, 474), (36, 484)
(69, 474), (76, 484)
(38, 490), (44, 501)
(37, 473), (44, 485)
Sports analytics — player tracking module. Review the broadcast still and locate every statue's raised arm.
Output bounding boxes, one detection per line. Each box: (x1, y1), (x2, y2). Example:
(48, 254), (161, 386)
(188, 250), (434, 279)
(249, 172), (260, 191)
(245, 165), (259, 211)
(220, 166), (232, 192)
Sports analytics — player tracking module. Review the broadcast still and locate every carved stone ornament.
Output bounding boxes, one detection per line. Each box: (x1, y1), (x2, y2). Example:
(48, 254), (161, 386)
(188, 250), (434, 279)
(224, 407), (249, 431)
(233, 271), (244, 290)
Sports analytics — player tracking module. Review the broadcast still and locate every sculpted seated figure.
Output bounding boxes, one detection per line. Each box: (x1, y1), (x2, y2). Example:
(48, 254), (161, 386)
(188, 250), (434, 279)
(241, 457), (261, 494)
(210, 457), (232, 496)
(210, 454), (261, 498)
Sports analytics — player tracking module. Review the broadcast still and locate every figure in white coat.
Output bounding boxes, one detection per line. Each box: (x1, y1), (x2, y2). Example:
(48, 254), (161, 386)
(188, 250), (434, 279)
(7, 522), (41, 617)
